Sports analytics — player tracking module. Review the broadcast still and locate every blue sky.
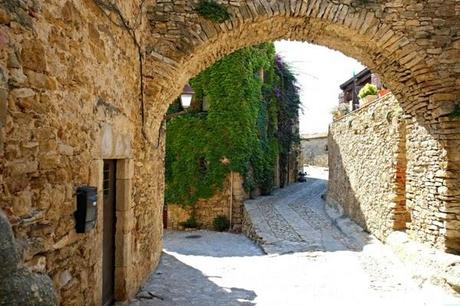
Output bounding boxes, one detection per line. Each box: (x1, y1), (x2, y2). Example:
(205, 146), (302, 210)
(275, 41), (364, 134)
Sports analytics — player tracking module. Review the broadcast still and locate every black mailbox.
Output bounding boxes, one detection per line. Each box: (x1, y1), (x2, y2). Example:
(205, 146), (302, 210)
(74, 186), (97, 233)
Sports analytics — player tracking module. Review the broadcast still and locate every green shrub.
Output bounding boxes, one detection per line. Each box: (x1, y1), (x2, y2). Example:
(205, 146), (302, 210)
(180, 216), (199, 229)
(358, 83), (378, 99)
(213, 215), (230, 232)
(449, 105), (460, 119)
(195, 0), (230, 23)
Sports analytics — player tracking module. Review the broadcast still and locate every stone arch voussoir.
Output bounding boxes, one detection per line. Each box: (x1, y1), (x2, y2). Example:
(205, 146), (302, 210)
(143, 0), (460, 252)
(144, 0), (458, 126)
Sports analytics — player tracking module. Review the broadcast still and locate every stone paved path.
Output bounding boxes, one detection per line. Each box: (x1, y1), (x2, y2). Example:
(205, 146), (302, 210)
(130, 167), (460, 306)
(243, 167), (362, 254)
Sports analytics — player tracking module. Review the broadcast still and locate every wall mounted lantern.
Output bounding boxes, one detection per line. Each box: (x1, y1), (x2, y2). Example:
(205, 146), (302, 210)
(157, 83), (196, 149)
(180, 84), (195, 109)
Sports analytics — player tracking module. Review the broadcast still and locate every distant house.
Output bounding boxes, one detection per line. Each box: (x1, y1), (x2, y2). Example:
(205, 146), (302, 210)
(338, 68), (383, 111)
(299, 133), (329, 169)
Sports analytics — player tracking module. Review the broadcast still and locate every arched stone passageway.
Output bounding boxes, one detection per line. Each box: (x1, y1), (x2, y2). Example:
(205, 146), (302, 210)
(141, 0), (459, 252)
(0, 0), (458, 304)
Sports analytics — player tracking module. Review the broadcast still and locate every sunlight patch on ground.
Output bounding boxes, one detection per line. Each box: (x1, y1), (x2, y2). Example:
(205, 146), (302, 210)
(161, 243), (457, 306)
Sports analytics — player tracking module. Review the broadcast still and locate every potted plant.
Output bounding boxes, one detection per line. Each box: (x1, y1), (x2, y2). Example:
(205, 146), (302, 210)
(358, 83), (378, 106)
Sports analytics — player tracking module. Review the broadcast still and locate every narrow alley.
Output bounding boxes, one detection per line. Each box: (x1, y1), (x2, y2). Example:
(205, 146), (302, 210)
(130, 168), (460, 306)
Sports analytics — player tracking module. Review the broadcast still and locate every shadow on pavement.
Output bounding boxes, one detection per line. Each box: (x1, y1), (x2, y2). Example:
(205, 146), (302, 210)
(163, 230), (265, 257)
(135, 252), (256, 306)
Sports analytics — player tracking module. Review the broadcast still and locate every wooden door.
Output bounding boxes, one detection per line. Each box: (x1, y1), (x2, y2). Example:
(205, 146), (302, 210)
(102, 160), (116, 306)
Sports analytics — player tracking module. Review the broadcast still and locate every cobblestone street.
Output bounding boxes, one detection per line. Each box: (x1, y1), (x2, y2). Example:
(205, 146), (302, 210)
(243, 167), (362, 254)
(131, 168), (460, 306)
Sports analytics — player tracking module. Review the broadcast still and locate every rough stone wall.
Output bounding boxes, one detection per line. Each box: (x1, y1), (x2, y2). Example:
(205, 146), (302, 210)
(241, 205), (264, 246)
(0, 1), (163, 304)
(405, 118), (455, 251)
(167, 172), (247, 231)
(300, 136), (329, 168)
(0, 210), (57, 306)
(328, 94), (410, 241)
(329, 92), (460, 252)
(288, 146), (300, 184)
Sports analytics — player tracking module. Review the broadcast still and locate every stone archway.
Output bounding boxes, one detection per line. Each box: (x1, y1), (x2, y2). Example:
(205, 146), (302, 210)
(0, 1), (458, 304)
(140, 0), (459, 253)
(142, 0), (458, 122)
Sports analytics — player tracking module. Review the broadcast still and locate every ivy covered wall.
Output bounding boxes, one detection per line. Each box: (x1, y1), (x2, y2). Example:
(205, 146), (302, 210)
(165, 43), (300, 208)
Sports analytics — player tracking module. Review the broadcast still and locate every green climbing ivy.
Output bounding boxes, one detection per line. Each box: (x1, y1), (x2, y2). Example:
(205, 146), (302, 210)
(195, 0), (230, 23)
(165, 43), (301, 206)
(273, 55), (301, 187)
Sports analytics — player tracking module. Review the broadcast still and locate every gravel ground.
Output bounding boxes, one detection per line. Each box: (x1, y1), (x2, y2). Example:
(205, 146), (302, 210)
(130, 167), (460, 306)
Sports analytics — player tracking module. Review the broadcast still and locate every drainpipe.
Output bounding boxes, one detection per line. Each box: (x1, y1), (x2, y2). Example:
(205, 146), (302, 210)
(352, 71), (357, 110)
(229, 171), (233, 230)
(287, 150), (290, 185)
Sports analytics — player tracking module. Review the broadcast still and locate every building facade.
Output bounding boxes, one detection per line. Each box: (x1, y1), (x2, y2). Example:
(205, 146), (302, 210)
(338, 68), (384, 111)
(299, 133), (329, 168)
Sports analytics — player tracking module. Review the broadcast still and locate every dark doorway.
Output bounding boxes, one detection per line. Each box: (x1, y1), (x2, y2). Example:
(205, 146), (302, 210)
(102, 160), (116, 306)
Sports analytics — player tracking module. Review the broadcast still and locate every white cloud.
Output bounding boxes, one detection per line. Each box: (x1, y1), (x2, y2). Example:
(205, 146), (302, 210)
(275, 41), (364, 134)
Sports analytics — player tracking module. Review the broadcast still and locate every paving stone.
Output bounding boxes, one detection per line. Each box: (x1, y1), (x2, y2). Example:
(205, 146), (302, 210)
(243, 167), (360, 254)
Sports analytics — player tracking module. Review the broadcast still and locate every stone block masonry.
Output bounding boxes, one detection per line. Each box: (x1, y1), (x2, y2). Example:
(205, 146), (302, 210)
(0, 1), (163, 304)
(166, 170), (297, 232)
(167, 172), (247, 232)
(328, 93), (459, 252)
(328, 94), (409, 241)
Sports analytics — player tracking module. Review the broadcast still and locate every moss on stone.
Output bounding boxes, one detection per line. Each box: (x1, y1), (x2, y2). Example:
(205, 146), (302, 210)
(195, 0), (230, 23)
